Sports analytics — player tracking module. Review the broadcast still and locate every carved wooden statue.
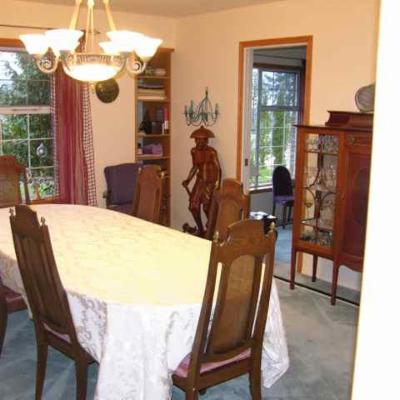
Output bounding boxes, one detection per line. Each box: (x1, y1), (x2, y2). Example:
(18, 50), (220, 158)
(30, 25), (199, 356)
(182, 126), (221, 237)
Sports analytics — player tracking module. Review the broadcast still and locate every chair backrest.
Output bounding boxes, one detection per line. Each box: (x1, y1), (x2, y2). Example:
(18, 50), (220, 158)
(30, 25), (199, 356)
(205, 178), (250, 241)
(9, 205), (77, 342)
(188, 219), (276, 379)
(0, 155), (30, 208)
(272, 166), (293, 197)
(104, 163), (140, 206)
(132, 165), (164, 224)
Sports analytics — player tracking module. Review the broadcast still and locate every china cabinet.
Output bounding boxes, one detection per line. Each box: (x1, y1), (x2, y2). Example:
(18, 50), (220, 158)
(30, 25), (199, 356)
(290, 111), (372, 304)
(135, 48), (173, 225)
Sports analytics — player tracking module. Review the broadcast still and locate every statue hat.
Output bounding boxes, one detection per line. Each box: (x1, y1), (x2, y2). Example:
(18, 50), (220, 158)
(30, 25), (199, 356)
(190, 126), (215, 139)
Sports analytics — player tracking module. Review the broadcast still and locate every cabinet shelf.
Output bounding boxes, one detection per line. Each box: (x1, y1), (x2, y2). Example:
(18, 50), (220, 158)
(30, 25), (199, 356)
(137, 97), (169, 103)
(138, 75), (170, 80)
(301, 218), (333, 232)
(304, 150), (338, 156)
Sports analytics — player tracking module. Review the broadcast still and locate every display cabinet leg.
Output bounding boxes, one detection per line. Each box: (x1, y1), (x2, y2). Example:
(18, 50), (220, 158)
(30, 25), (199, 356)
(312, 255), (318, 282)
(290, 249), (297, 289)
(331, 263), (340, 305)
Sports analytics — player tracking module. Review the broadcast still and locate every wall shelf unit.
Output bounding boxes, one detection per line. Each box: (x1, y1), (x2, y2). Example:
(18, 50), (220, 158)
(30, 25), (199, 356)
(135, 48), (173, 226)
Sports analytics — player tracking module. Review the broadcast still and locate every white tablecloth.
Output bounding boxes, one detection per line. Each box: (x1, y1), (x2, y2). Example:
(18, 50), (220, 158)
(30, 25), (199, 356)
(0, 204), (289, 400)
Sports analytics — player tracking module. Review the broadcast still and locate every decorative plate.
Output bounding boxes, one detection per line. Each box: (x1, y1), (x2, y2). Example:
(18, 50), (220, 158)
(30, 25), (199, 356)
(355, 83), (375, 113)
(95, 79), (119, 103)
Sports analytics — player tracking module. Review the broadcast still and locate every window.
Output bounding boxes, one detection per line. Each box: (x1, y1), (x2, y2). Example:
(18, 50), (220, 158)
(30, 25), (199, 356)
(0, 47), (54, 199)
(250, 66), (302, 189)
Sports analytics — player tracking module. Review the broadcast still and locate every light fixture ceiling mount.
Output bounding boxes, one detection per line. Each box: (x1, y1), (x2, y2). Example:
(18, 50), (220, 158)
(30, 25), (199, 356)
(20, 0), (162, 82)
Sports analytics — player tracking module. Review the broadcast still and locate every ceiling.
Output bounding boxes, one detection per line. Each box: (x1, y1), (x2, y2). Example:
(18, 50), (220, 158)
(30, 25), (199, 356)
(19, 0), (283, 18)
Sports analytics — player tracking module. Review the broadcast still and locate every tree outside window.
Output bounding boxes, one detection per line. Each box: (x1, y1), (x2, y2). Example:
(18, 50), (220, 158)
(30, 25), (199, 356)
(0, 49), (54, 199)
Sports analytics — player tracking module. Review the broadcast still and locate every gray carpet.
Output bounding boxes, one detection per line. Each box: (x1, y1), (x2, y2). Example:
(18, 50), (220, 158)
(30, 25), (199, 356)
(274, 227), (361, 304)
(0, 281), (358, 400)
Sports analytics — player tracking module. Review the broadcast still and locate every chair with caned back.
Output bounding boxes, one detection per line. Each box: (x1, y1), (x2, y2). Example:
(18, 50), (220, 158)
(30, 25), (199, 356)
(0, 155), (30, 208)
(9, 205), (93, 400)
(205, 178), (250, 241)
(132, 164), (165, 224)
(173, 219), (276, 400)
(0, 155), (29, 357)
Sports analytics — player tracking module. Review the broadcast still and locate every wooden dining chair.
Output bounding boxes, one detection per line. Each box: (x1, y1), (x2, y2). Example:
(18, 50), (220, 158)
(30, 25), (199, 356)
(173, 219), (276, 400)
(0, 155), (29, 356)
(205, 178), (250, 241)
(9, 205), (93, 400)
(132, 164), (165, 224)
(0, 155), (30, 208)
(272, 166), (294, 229)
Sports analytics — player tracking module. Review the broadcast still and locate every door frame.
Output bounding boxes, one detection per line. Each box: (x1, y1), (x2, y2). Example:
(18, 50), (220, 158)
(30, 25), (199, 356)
(236, 35), (313, 180)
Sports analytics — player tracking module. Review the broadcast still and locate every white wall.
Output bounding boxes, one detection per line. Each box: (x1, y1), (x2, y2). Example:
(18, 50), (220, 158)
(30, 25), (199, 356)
(0, 0), (177, 206)
(352, 1), (400, 398)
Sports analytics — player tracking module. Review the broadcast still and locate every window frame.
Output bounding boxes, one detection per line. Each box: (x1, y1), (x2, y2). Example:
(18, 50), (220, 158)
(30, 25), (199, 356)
(0, 38), (56, 202)
(249, 62), (305, 192)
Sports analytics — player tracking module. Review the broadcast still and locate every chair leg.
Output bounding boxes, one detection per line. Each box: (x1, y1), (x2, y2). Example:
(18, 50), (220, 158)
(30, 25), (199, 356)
(331, 263), (341, 306)
(0, 294), (7, 357)
(249, 365), (262, 400)
(287, 205), (292, 224)
(312, 255), (318, 282)
(75, 357), (89, 400)
(185, 389), (199, 400)
(282, 205), (287, 229)
(35, 343), (48, 400)
(272, 201), (276, 217)
(290, 248), (297, 290)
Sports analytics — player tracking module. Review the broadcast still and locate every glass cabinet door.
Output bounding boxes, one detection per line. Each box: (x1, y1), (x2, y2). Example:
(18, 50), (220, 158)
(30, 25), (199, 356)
(299, 133), (338, 249)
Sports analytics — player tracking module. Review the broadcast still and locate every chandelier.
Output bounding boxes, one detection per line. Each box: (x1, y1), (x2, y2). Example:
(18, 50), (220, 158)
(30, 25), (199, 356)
(184, 88), (219, 126)
(19, 0), (162, 82)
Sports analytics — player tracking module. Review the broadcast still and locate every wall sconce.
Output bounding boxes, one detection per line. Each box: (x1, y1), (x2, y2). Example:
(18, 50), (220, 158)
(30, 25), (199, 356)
(184, 88), (219, 126)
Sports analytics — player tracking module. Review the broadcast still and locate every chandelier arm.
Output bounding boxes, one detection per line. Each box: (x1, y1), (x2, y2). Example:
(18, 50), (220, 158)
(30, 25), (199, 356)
(34, 54), (59, 75)
(126, 57), (147, 75)
(103, 0), (117, 31)
(69, 0), (83, 30)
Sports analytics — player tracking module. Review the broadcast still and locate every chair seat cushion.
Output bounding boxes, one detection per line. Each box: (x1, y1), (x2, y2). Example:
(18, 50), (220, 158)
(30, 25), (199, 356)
(274, 195), (294, 205)
(174, 349), (251, 378)
(0, 284), (26, 313)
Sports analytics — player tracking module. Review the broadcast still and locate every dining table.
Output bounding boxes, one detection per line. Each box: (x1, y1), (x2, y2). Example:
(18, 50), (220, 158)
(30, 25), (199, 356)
(0, 204), (289, 400)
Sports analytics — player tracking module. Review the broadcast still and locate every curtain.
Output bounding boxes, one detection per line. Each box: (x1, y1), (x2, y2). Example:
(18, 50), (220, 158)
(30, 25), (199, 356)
(51, 67), (97, 206)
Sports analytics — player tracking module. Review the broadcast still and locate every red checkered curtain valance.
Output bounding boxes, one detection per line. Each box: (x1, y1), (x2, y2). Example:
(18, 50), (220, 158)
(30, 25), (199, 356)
(51, 67), (97, 206)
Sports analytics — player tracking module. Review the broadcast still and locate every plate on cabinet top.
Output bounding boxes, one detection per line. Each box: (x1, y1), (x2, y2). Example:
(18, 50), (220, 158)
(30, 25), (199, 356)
(355, 83), (375, 113)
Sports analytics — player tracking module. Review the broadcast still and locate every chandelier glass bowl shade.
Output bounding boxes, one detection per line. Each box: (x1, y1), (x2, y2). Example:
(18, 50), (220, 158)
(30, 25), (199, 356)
(19, 0), (162, 82)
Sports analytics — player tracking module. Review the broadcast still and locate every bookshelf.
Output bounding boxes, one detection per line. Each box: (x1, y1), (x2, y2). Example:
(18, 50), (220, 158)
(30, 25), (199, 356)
(135, 48), (173, 226)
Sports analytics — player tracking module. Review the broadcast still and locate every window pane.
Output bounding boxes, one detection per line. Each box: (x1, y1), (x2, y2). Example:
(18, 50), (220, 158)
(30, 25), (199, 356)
(30, 139), (53, 167)
(30, 167), (55, 198)
(261, 70), (299, 107)
(29, 114), (52, 138)
(28, 80), (50, 105)
(1, 140), (29, 165)
(0, 79), (27, 105)
(0, 115), (28, 139)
